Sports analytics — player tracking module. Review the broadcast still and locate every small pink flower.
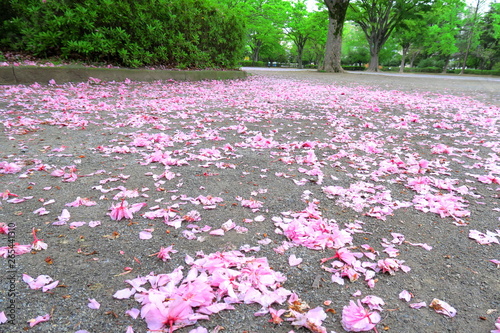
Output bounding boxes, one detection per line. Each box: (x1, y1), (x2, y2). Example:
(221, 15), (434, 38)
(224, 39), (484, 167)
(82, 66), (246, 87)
(0, 223), (9, 234)
(341, 300), (381, 332)
(361, 295), (385, 311)
(31, 228), (48, 251)
(290, 306), (327, 333)
(268, 307), (286, 324)
(153, 246), (178, 261)
(0, 243), (31, 258)
(108, 201), (146, 220)
(65, 197), (96, 207)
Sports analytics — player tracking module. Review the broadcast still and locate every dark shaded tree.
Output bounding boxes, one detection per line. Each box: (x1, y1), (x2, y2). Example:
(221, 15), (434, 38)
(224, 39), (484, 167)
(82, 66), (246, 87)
(321, 0), (350, 72)
(348, 0), (434, 72)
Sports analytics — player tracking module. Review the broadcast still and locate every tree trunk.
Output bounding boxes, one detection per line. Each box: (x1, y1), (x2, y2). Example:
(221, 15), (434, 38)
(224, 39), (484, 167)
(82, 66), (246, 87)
(399, 44), (409, 73)
(251, 40), (262, 64)
(321, 0), (349, 72)
(460, 0), (481, 74)
(297, 46), (304, 69)
(296, 42), (305, 69)
(366, 41), (380, 72)
(409, 50), (419, 68)
(442, 55), (450, 73)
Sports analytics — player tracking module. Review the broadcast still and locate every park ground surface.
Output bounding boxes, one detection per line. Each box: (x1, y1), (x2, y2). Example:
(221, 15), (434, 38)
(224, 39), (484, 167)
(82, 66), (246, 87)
(0, 68), (499, 333)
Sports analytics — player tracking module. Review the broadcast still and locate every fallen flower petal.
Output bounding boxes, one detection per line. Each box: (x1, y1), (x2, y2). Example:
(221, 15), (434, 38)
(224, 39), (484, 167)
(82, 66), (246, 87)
(361, 295), (385, 311)
(126, 308), (140, 319)
(288, 254), (303, 267)
(429, 298), (457, 317)
(290, 306), (327, 333)
(409, 302), (427, 309)
(399, 290), (413, 302)
(42, 280), (59, 292)
(28, 314), (50, 327)
(491, 316), (500, 333)
(139, 230), (153, 240)
(0, 311), (7, 324)
(88, 298), (101, 309)
(113, 288), (135, 299)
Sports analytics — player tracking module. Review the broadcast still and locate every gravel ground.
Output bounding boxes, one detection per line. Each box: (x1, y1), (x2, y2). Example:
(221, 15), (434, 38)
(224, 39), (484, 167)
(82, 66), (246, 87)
(0, 69), (499, 333)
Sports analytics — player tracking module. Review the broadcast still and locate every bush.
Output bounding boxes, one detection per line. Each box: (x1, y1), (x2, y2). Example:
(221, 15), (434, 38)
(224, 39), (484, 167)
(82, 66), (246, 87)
(407, 67), (443, 73)
(0, 0), (245, 68)
(417, 58), (444, 69)
(342, 66), (365, 71)
(451, 69), (500, 76)
(239, 60), (266, 67)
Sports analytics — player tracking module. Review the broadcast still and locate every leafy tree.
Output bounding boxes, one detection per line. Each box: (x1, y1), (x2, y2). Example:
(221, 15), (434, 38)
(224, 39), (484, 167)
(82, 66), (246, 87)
(493, 3), (500, 40)
(392, 18), (428, 72)
(459, 0), (484, 74)
(233, 0), (291, 63)
(321, 0), (350, 72)
(304, 10), (329, 68)
(285, 0), (311, 68)
(341, 22), (369, 66)
(474, 2), (500, 70)
(423, 0), (465, 73)
(348, 0), (434, 72)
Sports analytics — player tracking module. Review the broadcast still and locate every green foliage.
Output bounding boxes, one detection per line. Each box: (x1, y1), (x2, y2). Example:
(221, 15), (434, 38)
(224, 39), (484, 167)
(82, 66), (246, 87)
(417, 58), (445, 69)
(452, 68), (500, 76)
(493, 3), (500, 39)
(239, 60), (266, 67)
(342, 65), (365, 71)
(0, 0), (245, 68)
(348, 0), (435, 70)
(342, 22), (370, 65)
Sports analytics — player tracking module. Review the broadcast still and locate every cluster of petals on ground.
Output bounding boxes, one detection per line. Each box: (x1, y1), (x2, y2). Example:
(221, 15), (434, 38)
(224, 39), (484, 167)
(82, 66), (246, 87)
(0, 75), (499, 332)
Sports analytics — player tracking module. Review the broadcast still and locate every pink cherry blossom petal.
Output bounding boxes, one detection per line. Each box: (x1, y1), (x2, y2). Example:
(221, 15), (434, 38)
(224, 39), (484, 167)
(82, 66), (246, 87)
(28, 314), (50, 327)
(399, 290), (413, 302)
(88, 298), (101, 309)
(288, 254), (303, 266)
(429, 298), (457, 317)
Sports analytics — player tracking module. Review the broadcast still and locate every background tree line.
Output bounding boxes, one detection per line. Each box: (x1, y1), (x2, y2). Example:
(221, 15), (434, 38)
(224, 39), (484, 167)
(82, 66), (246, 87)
(0, 0), (499, 73)
(236, 0), (499, 74)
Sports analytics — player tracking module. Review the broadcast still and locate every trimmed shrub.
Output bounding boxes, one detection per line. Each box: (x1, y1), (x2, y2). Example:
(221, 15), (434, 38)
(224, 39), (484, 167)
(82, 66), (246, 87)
(342, 66), (365, 71)
(451, 69), (500, 76)
(239, 61), (267, 67)
(1, 0), (245, 68)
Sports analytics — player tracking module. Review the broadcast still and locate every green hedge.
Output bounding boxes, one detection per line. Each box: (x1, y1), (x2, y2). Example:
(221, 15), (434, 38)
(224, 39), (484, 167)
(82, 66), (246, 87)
(239, 61), (267, 67)
(451, 69), (500, 76)
(342, 66), (365, 71)
(385, 67), (500, 76)
(0, 0), (245, 68)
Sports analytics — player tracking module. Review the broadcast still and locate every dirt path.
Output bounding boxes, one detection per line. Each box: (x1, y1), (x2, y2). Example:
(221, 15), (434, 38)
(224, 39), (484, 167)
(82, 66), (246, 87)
(243, 67), (500, 106)
(0, 70), (499, 333)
